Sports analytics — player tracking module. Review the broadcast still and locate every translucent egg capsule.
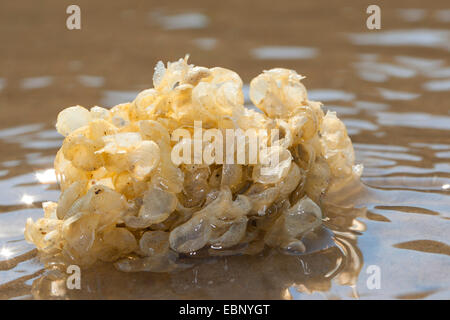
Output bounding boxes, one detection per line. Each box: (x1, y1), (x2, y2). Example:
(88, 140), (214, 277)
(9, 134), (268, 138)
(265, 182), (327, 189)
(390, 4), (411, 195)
(25, 56), (361, 269)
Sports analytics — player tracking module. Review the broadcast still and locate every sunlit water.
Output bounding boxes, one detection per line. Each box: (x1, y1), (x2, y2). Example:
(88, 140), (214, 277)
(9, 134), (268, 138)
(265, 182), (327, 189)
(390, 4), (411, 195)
(0, 1), (449, 299)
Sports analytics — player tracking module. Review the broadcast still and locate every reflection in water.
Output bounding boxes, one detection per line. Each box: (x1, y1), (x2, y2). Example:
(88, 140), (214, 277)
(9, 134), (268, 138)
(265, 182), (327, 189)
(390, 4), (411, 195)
(376, 112), (450, 130)
(20, 195), (34, 206)
(397, 9), (426, 23)
(251, 47), (318, 60)
(395, 56), (444, 74)
(354, 61), (416, 81)
(193, 38), (217, 51)
(20, 76), (53, 90)
(308, 90), (355, 102)
(0, 247), (13, 259)
(35, 169), (57, 184)
(435, 9), (450, 23)
(0, 124), (44, 138)
(77, 75), (105, 88)
(29, 220), (364, 299)
(348, 29), (450, 50)
(341, 119), (378, 136)
(377, 88), (420, 100)
(423, 79), (450, 91)
(151, 11), (209, 30)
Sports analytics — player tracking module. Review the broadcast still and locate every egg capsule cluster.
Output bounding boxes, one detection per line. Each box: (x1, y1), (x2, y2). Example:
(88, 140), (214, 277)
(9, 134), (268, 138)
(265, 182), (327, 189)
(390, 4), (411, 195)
(25, 57), (361, 271)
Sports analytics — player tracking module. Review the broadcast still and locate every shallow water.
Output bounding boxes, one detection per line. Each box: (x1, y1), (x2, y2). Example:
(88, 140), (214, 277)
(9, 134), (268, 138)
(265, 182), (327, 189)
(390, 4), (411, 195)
(0, 1), (449, 299)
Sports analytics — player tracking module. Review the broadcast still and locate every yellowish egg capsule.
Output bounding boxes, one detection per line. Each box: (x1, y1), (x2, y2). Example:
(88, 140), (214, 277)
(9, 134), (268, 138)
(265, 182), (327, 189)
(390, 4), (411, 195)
(25, 57), (361, 270)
